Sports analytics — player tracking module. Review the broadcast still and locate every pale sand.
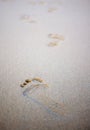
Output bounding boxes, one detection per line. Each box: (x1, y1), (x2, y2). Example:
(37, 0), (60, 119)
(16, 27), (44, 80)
(0, 0), (89, 130)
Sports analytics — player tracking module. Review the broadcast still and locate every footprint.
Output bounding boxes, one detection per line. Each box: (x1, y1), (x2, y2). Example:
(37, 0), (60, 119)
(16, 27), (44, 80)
(20, 77), (48, 88)
(47, 33), (65, 47)
(20, 15), (37, 24)
(48, 33), (64, 41)
(48, 41), (58, 47)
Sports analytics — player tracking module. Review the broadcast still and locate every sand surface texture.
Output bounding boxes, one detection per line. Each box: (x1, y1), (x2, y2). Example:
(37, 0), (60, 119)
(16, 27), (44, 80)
(0, 0), (89, 130)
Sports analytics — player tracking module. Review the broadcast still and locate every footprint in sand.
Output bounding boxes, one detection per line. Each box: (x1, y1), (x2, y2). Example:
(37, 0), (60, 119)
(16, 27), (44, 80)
(20, 15), (37, 24)
(20, 77), (48, 88)
(20, 76), (68, 117)
(47, 33), (65, 47)
(48, 41), (58, 47)
(48, 33), (64, 41)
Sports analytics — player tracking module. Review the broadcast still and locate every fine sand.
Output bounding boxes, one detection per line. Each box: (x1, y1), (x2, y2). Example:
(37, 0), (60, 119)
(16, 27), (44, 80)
(0, 0), (89, 130)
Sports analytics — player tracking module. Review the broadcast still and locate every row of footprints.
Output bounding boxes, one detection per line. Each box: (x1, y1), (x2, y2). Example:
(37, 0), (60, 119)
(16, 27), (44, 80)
(20, 15), (65, 47)
(0, 0), (62, 7)
(28, 0), (62, 6)
(20, 1), (60, 23)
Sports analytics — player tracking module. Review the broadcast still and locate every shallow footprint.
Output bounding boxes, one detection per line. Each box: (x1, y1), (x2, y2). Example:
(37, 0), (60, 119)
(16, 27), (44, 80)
(20, 15), (37, 24)
(48, 33), (65, 41)
(20, 77), (48, 88)
(48, 41), (58, 47)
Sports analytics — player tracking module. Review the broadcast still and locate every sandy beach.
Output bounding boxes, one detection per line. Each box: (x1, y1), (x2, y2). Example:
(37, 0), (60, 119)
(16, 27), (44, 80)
(0, 0), (89, 130)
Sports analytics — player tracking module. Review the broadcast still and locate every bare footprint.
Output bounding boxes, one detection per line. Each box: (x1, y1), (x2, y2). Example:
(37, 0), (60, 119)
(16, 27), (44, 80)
(48, 34), (64, 41)
(20, 77), (48, 88)
(20, 15), (37, 24)
(48, 41), (58, 47)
